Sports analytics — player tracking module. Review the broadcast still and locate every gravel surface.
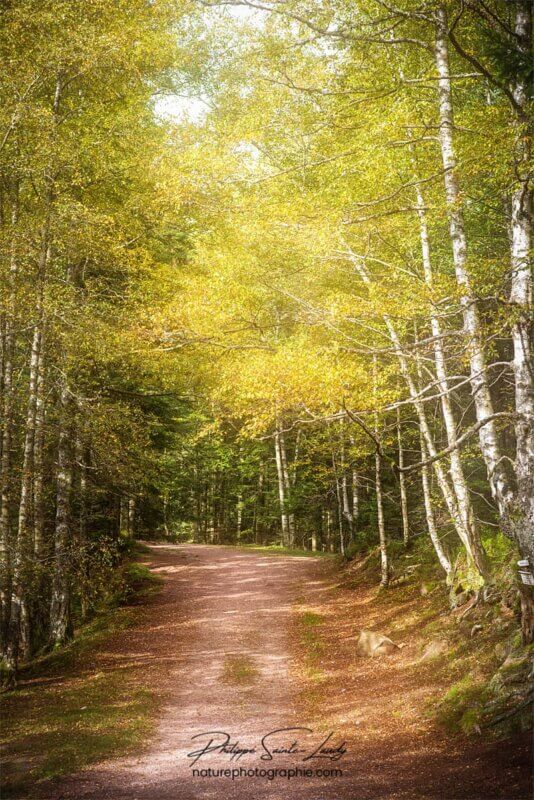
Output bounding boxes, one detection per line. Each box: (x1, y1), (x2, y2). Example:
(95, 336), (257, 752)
(34, 543), (532, 800)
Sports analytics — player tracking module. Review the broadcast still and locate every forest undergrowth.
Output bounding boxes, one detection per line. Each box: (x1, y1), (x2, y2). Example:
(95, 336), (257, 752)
(0, 544), (162, 796)
(293, 536), (533, 741)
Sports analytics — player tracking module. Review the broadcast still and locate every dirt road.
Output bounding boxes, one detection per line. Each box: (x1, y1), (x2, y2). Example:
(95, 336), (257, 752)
(35, 543), (531, 800)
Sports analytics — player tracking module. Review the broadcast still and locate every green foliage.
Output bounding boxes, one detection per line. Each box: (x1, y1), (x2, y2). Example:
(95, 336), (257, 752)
(242, 544), (335, 558)
(450, 552), (486, 594)
(117, 563), (163, 605)
(436, 676), (489, 735)
(345, 530), (377, 560)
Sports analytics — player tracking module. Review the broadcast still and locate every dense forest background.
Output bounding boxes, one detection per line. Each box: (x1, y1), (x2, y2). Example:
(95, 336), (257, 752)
(0, 0), (532, 687)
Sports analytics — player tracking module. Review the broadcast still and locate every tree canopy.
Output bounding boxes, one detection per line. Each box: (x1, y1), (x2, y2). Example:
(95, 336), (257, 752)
(0, 0), (532, 683)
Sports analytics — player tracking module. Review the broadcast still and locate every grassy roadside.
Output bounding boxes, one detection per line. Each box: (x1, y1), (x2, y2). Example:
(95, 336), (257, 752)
(237, 543), (338, 559)
(293, 608), (329, 718)
(0, 551), (163, 798)
(139, 537), (338, 559)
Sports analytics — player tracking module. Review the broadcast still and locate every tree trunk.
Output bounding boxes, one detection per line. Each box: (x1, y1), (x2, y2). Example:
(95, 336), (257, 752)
(253, 459), (264, 544)
(350, 436), (360, 533)
(5, 323), (42, 675)
(413, 173), (488, 575)
(341, 473), (354, 538)
(236, 491), (243, 540)
(339, 420), (354, 540)
(396, 406), (409, 547)
(274, 420), (295, 546)
(352, 471), (359, 530)
(333, 459), (345, 557)
(420, 429), (452, 577)
(434, 5), (514, 519)
(291, 428), (301, 489)
(412, 326), (454, 577)
(163, 491), (170, 537)
(33, 334), (46, 558)
(76, 436), (89, 620)
(0, 192), (19, 653)
(119, 497), (128, 536)
(375, 437), (388, 587)
(435, 3), (534, 636)
(49, 383), (73, 648)
(508, 1), (534, 643)
(128, 498), (136, 538)
(351, 255), (488, 578)
(274, 423), (290, 546)
(279, 426), (295, 546)
(10, 174), (52, 668)
(17, 327), (41, 549)
(326, 508), (335, 552)
(390, 323), (486, 575)
(374, 357), (389, 587)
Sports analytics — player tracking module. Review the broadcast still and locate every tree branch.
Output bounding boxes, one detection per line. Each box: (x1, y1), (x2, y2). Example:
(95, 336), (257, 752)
(400, 413), (518, 473)
(446, 23), (526, 120)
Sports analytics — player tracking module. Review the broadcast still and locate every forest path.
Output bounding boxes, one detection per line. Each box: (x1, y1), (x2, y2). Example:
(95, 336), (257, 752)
(37, 543), (333, 799)
(35, 543), (531, 800)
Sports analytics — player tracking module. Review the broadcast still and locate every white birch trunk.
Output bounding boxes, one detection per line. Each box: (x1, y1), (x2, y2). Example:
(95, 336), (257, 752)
(419, 429), (452, 576)
(508, 1), (534, 640)
(414, 175), (488, 575)
(334, 473), (345, 556)
(6, 324), (42, 670)
(350, 436), (359, 532)
(341, 474), (354, 534)
(279, 426), (295, 545)
(49, 382), (73, 647)
(339, 420), (354, 539)
(33, 333), (46, 559)
(332, 447), (345, 556)
(352, 471), (359, 529)
(326, 508), (335, 552)
(76, 436), (89, 620)
(236, 492), (243, 540)
(274, 424), (290, 546)
(373, 357), (389, 586)
(17, 326), (41, 551)
(128, 498), (136, 538)
(291, 428), (301, 488)
(351, 255), (486, 575)
(253, 460), (264, 544)
(396, 406), (409, 547)
(0, 194), (19, 647)
(434, 5), (513, 521)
